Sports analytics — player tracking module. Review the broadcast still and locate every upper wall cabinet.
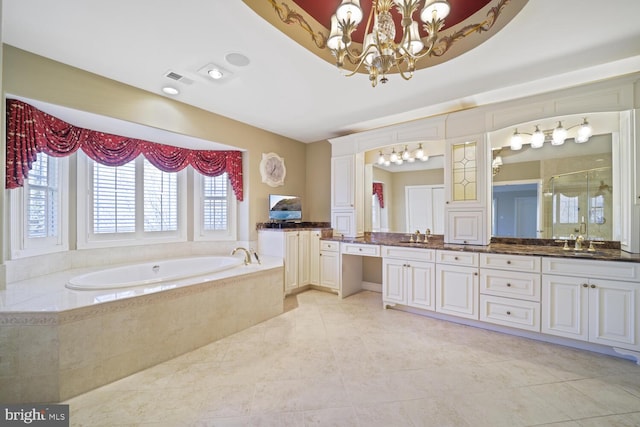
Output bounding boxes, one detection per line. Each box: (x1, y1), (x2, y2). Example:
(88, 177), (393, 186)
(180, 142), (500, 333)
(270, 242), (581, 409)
(331, 153), (364, 237)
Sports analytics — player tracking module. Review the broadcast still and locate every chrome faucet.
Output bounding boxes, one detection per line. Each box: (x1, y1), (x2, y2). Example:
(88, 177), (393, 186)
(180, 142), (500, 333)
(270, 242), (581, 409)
(574, 235), (585, 251)
(231, 247), (252, 265)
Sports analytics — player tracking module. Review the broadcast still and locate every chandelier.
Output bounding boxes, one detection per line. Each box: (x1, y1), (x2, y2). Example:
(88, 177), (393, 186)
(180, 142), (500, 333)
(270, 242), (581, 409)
(327, 0), (451, 87)
(377, 143), (429, 166)
(509, 119), (592, 151)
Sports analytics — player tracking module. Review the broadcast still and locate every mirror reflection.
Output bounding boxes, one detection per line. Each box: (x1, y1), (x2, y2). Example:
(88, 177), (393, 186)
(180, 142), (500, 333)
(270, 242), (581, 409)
(491, 128), (613, 240)
(368, 148), (445, 234)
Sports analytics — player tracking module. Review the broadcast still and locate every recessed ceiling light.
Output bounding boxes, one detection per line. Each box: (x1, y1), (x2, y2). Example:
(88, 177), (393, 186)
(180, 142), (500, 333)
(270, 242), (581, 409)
(162, 86), (179, 95)
(207, 69), (224, 80)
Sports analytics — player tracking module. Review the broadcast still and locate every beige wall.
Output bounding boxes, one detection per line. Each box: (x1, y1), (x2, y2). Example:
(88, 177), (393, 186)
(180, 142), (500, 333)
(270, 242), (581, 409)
(1, 45), (331, 250)
(305, 140), (332, 222)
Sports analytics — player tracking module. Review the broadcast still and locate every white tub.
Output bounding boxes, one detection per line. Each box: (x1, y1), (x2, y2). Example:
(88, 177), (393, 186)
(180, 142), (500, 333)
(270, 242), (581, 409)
(66, 256), (244, 290)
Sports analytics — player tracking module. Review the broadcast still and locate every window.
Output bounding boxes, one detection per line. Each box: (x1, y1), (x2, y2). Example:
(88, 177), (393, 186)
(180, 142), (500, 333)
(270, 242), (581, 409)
(194, 172), (236, 240)
(556, 194), (579, 224)
(10, 152), (68, 258)
(77, 153), (186, 248)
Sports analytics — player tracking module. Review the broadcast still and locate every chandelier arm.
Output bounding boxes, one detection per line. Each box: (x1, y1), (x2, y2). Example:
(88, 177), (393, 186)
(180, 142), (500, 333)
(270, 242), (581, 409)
(393, 62), (415, 81)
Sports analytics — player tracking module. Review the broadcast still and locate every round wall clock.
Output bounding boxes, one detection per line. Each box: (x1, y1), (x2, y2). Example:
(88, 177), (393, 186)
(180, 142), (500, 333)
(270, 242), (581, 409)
(259, 152), (286, 187)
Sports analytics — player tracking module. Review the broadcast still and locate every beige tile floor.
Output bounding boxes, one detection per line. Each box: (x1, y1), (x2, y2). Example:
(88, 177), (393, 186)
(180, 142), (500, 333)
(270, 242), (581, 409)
(65, 290), (640, 427)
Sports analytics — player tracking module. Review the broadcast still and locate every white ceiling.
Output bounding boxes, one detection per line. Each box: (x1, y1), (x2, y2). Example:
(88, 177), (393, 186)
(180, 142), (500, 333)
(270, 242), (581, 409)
(3, 0), (640, 146)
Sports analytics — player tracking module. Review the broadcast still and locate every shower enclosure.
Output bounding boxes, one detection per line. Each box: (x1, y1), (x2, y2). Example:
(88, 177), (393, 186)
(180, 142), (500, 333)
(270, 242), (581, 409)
(547, 167), (613, 240)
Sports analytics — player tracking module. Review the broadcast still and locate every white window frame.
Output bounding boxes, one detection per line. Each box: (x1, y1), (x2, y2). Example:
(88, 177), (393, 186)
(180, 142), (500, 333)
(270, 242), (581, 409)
(9, 153), (69, 259)
(193, 171), (237, 241)
(76, 152), (187, 249)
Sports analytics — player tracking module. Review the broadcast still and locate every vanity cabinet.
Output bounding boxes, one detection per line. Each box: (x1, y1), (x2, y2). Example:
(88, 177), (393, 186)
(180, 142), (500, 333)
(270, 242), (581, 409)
(435, 250), (479, 319)
(541, 258), (640, 351)
(319, 241), (340, 290)
(331, 153), (364, 237)
(258, 230), (311, 294)
(382, 246), (436, 310)
(443, 136), (489, 245)
(479, 254), (542, 332)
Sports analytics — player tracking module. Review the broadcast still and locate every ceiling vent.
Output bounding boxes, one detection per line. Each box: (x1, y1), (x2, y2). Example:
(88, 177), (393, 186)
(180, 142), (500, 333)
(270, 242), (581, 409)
(164, 71), (194, 85)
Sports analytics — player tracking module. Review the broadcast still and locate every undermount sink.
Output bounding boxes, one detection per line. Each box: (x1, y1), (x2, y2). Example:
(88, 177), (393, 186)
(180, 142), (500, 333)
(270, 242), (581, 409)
(569, 251), (597, 256)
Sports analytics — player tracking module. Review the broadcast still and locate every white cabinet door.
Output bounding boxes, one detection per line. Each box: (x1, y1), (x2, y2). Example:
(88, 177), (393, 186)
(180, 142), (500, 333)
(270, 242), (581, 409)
(435, 264), (479, 319)
(407, 261), (436, 311)
(331, 155), (355, 209)
(297, 231), (310, 286)
(541, 275), (588, 341)
(589, 279), (639, 350)
(319, 251), (340, 290)
(284, 232), (299, 292)
(446, 210), (485, 245)
(383, 258), (406, 305)
(309, 231), (320, 285)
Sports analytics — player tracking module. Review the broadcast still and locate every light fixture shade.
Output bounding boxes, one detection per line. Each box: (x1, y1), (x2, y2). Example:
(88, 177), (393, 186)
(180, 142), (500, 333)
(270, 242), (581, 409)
(363, 33), (377, 65)
(414, 143), (425, 159)
(377, 151), (385, 165)
(531, 125), (545, 148)
(389, 149), (398, 163)
(396, 158), (404, 165)
(336, 0), (363, 25)
(576, 119), (592, 143)
(510, 129), (523, 151)
(420, 0), (451, 23)
(552, 121), (567, 145)
(421, 154), (429, 161)
(401, 146), (410, 160)
(327, 15), (347, 50)
(493, 155), (503, 167)
(404, 21), (424, 54)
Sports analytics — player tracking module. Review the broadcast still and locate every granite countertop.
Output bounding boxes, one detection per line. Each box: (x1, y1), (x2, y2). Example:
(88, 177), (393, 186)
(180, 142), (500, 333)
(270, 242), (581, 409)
(321, 233), (640, 263)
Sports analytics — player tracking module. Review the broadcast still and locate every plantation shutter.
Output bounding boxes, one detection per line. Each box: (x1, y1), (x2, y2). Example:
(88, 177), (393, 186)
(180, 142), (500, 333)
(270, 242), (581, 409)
(203, 173), (228, 231)
(26, 153), (58, 238)
(93, 161), (136, 233)
(143, 159), (178, 232)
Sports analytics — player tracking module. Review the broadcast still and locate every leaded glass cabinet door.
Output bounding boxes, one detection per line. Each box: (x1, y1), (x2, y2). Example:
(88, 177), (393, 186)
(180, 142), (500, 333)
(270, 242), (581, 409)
(444, 135), (489, 245)
(452, 141), (478, 202)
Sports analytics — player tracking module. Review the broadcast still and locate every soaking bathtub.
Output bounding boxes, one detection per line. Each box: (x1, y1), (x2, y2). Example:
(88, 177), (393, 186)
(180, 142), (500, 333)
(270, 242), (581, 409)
(66, 256), (244, 290)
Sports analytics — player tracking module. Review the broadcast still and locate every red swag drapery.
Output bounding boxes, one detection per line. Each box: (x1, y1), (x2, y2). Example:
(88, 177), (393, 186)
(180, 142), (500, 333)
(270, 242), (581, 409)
(5, 99), (244, 201)
(372, 182), (384, 208)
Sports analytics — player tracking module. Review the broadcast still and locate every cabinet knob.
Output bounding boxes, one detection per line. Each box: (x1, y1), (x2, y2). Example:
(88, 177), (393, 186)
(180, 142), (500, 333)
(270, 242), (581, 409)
(358, 248), (362, 252)
(454, 256), (459, 260)
(582, 283), (589, 288)
(506, 311), (511, 315)
(506, 283), (512, 287)
(474, 272), (478, 276)
(507, 260), (512, 265)
(590, 284), (596, 289)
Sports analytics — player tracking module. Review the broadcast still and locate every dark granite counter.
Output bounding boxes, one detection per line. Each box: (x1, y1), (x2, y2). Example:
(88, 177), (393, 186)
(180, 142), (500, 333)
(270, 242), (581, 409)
(321, 233), (640, 263)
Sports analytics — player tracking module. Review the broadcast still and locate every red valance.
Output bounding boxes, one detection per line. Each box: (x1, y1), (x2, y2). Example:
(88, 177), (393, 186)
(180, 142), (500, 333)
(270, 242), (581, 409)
(373, 182), (384, 208)
(5, 99), (244, 201)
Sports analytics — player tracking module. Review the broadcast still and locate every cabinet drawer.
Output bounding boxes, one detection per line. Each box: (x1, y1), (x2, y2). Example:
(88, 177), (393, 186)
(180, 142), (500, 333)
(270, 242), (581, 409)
(542, 258), (640, 282)
(381, 246), (435, 262)
(320, 241), (340, 252)
(436, 250), (479, 266)
(480, 269), (541, 301)
(480, 253), (540, 272)
(480, 295), (540, 332)
(342, 243), (380, 257)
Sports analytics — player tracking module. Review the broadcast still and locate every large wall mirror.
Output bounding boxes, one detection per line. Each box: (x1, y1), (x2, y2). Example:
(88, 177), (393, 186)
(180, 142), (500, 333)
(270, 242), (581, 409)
(489, 113), (619, 241)
(365, 142), (445, 234)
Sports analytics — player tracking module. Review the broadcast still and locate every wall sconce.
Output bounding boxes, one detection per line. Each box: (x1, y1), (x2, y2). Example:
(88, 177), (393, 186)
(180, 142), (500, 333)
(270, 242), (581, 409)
(510, 118), (592, 150)
(377, 143), (429, 166)
(492, 152), (503, 176)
